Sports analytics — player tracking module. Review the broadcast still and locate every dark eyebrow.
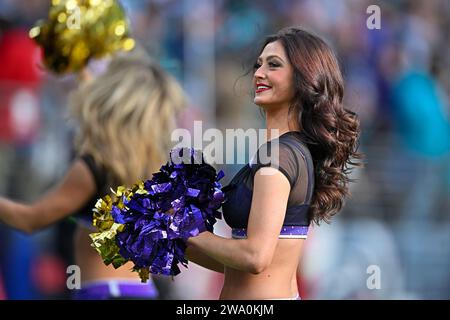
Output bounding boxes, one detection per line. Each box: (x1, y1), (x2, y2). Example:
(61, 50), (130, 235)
(257, 55), (285, 63)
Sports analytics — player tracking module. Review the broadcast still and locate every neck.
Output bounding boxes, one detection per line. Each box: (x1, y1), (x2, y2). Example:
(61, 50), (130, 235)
(264, 105), (299, 140)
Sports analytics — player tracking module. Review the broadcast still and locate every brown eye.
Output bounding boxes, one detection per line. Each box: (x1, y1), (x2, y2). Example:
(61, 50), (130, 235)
(253, 62), (261, 70)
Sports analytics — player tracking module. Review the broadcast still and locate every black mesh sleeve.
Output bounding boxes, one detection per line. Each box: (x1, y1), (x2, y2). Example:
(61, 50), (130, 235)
(249, 141), (299, 188)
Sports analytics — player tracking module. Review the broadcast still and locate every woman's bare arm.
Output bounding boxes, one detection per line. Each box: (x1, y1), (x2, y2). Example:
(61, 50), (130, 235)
(187, 167), (290, 274)
(185, 246), (224, 273)
(0, 159), (96, 233)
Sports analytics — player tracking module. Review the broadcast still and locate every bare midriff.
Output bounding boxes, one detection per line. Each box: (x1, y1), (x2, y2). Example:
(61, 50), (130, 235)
(74, 226), (143, 283)
(220, 238), (304, 300)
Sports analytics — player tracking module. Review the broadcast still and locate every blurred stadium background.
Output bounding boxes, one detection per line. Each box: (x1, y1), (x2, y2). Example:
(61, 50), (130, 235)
(0, 0), (449, 299)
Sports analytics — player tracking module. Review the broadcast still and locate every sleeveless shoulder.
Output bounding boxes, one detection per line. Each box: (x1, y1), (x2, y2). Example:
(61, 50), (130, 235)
(79, 154), (107, 194)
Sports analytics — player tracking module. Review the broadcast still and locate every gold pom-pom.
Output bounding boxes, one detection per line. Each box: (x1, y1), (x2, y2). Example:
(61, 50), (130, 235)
(29, 0), (135, 74)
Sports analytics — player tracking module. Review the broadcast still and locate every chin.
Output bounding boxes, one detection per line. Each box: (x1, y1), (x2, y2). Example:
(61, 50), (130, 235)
(253, 98), (269, 108)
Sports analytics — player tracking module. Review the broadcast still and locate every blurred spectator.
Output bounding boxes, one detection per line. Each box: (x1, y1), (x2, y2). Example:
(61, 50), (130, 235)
(1, 0), (449, 299)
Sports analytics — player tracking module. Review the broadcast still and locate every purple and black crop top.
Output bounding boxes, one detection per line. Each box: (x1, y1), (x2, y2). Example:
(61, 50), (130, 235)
(222, 131), (315, 239)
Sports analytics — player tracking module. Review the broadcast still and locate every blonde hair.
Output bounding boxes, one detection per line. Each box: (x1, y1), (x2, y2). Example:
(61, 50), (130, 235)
(70, 49), (185, 189)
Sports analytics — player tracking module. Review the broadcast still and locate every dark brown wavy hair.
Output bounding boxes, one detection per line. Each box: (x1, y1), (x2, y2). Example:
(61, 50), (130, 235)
(258, 27), (363, 224)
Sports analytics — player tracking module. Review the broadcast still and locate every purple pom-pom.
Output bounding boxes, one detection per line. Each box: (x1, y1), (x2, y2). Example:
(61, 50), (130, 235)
(112, 148), (225, 276)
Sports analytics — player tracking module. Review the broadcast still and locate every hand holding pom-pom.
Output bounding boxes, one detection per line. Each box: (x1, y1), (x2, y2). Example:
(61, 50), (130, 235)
(90, 148), (225, 281)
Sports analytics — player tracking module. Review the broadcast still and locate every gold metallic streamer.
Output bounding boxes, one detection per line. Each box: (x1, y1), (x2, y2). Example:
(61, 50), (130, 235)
(29, 0), (135, 74)
(89, 182), (149, 278)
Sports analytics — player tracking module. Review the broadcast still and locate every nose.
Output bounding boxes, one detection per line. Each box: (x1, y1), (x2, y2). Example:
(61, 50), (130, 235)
(254, 65), (266, 80)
